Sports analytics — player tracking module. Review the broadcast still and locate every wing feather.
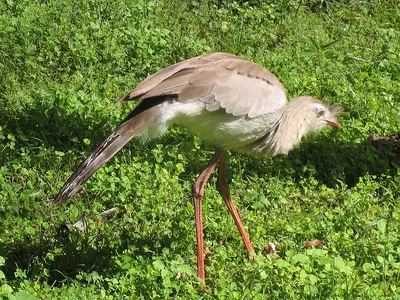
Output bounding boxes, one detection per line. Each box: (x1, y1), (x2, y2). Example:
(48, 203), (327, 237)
(120, 52), (236, 100)
(179, 84), (214, 102)
(120, 52), (287, 119)
(206, 101), (221, 111)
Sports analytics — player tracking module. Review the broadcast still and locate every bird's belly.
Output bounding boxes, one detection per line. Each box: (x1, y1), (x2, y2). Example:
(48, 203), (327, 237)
(172, 102), (272, 152)
(138, 100), (278, 154)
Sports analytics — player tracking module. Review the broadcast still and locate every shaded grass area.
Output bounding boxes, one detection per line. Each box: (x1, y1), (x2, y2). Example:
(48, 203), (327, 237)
(1, 0), (400, 298)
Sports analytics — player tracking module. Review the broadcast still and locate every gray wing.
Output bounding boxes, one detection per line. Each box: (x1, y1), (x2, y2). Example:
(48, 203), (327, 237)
(121, 52), (287, 119)
(120, 52), (237, 100)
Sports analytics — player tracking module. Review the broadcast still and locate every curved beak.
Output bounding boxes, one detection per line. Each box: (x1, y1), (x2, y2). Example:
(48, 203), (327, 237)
(326, 118), (341, 130)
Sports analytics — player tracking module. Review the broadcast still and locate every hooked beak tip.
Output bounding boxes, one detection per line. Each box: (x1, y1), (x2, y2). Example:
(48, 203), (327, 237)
(327, 119), (341, 130)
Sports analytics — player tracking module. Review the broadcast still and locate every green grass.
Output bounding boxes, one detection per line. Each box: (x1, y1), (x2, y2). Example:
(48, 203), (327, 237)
(1, 0), (400, 298)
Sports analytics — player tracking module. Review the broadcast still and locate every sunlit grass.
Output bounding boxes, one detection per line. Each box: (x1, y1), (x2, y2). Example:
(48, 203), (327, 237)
(0, 0), (399, 298)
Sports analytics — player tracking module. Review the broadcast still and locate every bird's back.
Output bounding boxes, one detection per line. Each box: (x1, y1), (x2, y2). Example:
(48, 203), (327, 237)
(120, 52), (287, 118)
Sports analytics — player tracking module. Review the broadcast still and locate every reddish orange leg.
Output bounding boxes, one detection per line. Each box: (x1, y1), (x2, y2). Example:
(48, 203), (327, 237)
(217, 152), (255, 259)
(192, 150), (224, 283)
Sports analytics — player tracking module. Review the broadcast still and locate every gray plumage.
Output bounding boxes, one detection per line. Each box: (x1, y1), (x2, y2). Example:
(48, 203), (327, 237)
(55, 52), (340, 203)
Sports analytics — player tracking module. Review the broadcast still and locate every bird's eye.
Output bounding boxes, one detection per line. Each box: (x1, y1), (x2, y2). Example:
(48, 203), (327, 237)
(316, 109), (325, 117)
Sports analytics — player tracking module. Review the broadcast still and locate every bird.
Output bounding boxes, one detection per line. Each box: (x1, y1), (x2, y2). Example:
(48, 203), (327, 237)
(54, 52), (341, 283)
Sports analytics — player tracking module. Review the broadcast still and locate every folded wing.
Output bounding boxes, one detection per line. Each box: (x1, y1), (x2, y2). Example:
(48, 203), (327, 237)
(121, 52), (287, 119)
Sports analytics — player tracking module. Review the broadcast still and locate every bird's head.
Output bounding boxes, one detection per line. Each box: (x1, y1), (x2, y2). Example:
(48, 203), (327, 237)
(258, 96), (342, 156)
(288, 96), (342, 134)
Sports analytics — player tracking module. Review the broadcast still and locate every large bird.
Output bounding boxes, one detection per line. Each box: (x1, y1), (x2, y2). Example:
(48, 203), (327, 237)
(54, 52), (341, 282)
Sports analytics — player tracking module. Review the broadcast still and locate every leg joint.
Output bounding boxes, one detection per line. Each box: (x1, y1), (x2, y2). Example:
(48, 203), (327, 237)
(192, 181), (203, 199)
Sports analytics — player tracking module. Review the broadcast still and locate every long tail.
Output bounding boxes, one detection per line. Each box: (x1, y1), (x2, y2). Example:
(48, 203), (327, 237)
(54, 102), (162, 204)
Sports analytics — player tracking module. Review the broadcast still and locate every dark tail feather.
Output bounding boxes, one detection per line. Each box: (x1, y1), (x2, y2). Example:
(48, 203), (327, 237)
(54, 104), (161, 204)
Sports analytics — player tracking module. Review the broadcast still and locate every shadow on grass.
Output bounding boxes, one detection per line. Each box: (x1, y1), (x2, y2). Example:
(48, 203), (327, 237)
(232, 131), (399, 189)
(1, 97), (112, 154)
(0, 213), (194, 285)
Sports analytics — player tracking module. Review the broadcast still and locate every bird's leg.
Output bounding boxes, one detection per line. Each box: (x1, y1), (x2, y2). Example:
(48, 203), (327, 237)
(217, 152), (255, 259)
(192, 150), (224, 283)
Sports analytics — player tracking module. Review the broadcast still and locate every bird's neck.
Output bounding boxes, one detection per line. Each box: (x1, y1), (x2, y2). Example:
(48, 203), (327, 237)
(267, 101), (311, 155)
(272, 114), (307, 155)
